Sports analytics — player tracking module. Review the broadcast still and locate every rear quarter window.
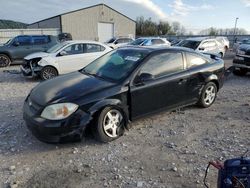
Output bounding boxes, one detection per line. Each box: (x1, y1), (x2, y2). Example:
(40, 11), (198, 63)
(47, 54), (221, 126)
(186, 53), (209, 68)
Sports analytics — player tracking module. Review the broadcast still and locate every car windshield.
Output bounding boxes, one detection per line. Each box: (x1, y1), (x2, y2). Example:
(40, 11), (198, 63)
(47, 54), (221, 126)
(130, 38), (146, 45)
(106, 38), (116, 43)
(82, 49), (148, 82)
(242, 39), (250, 45)
(46, 42), (70, 53)
(177, 40), (201, 50)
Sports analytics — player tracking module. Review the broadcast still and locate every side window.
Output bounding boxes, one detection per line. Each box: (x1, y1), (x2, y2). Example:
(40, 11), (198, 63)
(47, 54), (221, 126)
(151, 39), (165, 45)
(63, 44), (83, 55)
(140, 52), (184, 79)
(32, 36), (49, 45)
(116, 39), (124, 44)
(85, 44), (105, 53)
(17, 36), (32, 46)
(186, 53), (208, 68)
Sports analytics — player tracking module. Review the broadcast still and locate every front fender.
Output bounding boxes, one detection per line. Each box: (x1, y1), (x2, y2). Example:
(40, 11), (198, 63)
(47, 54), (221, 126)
(38, 59), (59, 72)
(205, 74), (218, 83)
(88, 99), (130, 127)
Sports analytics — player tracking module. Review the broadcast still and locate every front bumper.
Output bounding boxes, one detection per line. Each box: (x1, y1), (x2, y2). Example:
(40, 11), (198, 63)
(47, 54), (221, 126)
(23, 97), (92, 143)
(233, 55), (250, 69)
(20, 62), (43, 77)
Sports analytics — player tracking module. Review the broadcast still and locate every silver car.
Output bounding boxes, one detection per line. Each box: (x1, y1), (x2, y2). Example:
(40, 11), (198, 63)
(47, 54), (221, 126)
(129, 37), (171, 48)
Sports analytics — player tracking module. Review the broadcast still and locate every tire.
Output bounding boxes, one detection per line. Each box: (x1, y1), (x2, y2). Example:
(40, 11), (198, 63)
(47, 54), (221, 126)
(0, 54), (11, 67)
(233, 68), (248, 76)
(40, 66), (58, 80)
(198, 82), (217, 108)
(92, 106), (126, 143)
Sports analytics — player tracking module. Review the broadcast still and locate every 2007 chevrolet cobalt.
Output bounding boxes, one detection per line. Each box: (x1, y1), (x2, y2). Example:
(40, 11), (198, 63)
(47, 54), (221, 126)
(23, 47), (225, 143)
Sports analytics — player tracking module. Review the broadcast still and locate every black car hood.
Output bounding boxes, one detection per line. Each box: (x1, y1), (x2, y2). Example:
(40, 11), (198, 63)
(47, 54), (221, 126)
(30, 71), (116, 106)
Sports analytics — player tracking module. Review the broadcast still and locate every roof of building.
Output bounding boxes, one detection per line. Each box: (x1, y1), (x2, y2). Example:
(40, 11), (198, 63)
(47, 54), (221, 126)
(29, 3), (136, 26)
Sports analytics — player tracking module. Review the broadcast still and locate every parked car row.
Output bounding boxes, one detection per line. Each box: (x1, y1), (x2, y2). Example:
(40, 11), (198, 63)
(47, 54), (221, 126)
(0, 34), (239, 144)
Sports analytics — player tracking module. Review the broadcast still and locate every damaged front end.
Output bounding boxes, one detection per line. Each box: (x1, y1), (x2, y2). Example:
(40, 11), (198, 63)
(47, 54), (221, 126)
(20, 58), (43, 77)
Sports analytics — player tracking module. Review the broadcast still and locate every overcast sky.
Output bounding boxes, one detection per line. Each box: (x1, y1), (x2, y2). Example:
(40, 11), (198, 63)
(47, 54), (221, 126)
(0, 0), (249, 33)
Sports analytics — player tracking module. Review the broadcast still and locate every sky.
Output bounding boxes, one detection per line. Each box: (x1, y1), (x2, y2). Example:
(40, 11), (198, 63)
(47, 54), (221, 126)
(0, 0), (249, 34)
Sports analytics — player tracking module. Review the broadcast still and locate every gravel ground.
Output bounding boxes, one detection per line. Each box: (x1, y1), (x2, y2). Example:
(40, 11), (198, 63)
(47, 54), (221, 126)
(0, 52), (249, 188)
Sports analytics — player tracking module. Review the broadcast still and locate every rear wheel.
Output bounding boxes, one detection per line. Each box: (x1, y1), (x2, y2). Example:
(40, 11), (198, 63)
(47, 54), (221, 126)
(0, 54), (11, 67)
(198, 82), (217, 108)
(40, 66), (58, 80)
(233, 68), (248, 76)
(92, 106), (125, 143)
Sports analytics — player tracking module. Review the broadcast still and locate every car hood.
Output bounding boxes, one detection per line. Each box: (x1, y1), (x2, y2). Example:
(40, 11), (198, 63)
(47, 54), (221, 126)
(25, 52), (50, 60)
(30, 71), (116, 106)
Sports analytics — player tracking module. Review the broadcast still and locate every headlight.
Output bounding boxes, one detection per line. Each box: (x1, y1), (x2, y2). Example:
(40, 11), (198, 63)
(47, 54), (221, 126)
(41, 103), (78, 120)
(237, 50), (245, 55)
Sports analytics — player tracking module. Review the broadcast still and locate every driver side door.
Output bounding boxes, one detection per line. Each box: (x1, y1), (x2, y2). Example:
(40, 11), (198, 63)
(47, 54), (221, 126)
(130, 52), (190, 119)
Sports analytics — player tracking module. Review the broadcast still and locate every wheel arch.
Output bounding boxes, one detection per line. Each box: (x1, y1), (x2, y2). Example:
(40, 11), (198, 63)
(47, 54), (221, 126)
(41, 65), (59, 75)
(0, 52), (12, 61)
(205, 74), (220, 91)
(88, 99), (130, 128)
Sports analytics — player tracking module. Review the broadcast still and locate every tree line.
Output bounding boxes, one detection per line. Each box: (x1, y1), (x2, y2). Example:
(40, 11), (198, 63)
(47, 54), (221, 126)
(136, 16), (187, 36)
(199, 27), (248, 36)
(136, 16), (248, 36)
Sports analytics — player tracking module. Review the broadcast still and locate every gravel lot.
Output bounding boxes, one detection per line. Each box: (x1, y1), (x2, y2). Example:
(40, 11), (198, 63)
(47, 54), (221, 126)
(0, 52), (249, 188)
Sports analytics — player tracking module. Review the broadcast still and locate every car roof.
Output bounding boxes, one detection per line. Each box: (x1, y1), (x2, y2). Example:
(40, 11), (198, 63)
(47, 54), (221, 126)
(17, 35), (52, 37)
(136, 37), (165, 40)
(62, 40), (107, 45)
(119, 46), (196, 54)
(185, 37), (211, 42)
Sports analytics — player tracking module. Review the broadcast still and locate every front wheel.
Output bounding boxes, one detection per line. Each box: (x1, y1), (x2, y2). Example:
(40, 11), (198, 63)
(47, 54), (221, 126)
(198, 82), (217, 108)
(40, 66), (58, 80)
(0, 54), (11, 67)
(92, 107), (126, 143)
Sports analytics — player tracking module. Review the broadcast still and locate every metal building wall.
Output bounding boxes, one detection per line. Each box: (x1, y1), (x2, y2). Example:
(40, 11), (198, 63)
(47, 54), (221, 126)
(0, 29), (60, 44)
(61, 4), (136, 41)
(27, 16), (61, 29)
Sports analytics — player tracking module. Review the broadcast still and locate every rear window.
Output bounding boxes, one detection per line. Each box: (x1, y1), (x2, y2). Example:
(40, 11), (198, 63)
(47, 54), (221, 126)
(186, 53), (209, 68)
(32, 36), (50, 45)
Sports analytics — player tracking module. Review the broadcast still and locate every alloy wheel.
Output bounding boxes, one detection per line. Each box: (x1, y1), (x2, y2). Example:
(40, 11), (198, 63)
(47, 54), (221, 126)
(203, 86), (216, 105)
(42, 67), (57, 80)
(103, 109), (123, 138)
(0, 55), (10, 67)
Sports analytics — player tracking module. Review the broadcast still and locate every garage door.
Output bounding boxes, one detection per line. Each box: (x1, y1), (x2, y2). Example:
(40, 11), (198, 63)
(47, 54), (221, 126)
(98, 23), (114, 43)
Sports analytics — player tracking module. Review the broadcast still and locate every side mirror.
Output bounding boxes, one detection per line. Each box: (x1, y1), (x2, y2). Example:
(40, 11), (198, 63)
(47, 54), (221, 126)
(134, 73), (154, 85)
(199, 47), (205, 51)
(13, 41), (20, 47)
(114, 41), (118, 45)
(59, 51), (68, 56)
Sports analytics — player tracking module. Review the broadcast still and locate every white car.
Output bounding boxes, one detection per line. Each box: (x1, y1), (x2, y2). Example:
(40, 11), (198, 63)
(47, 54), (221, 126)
(176, 37), (225, 58)
(216, 37), (230, 50)
(106, 37), (134, 49)
(21, 41), (112, 80)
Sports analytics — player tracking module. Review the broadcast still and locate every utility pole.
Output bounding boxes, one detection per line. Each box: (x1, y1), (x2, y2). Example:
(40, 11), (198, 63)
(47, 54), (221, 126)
(233, 17), (239, 43)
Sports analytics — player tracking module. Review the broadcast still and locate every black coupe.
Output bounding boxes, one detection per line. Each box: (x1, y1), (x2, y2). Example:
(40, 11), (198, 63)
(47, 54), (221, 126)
(23, 47), (225, 143)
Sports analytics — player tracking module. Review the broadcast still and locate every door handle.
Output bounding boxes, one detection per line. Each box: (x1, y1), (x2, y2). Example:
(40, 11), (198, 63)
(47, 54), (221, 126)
(178, 78), (187, 85)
